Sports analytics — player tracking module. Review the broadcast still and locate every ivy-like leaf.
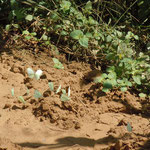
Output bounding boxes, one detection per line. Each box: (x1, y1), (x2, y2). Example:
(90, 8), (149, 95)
(85, 1), (92, 10)
(79, 36), (88, 48)
(133, 75), (141, 85)
(70, 30), (83, 40)
(139, 93), (146, 98)
(120, 87), (127, 92)
(102, 81), (113, 93)
(25, 15), (33, 21)
(60, 0), (71, 11)
(106, 35), (112, 42)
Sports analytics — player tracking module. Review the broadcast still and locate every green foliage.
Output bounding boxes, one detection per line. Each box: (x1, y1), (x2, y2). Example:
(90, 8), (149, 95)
(94, 26), (150, 95)
(48, 82), (54, 91)
(127, 122), (132, 132)
(11, 88), (15, 96)
(2, 0), (150, 97)
(18, 96), (26, 104)
(52, 58), (64, 69)
(139, 93), (146, 98)
(138, 0), (150, 23)
(48, 82), (70, 101)
(34, 90), (43, 99)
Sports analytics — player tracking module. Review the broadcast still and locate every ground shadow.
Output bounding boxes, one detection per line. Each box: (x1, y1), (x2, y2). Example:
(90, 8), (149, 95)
(17, 135), (118, 149)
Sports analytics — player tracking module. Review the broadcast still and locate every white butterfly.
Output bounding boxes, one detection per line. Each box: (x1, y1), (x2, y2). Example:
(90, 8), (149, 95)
(27, 68), (43, 80)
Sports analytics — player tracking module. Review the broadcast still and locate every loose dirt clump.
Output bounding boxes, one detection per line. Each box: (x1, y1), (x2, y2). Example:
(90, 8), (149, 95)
(0, 46), (150, 150)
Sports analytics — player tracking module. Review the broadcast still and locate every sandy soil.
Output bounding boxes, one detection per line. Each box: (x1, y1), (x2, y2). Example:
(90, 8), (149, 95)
(0, 45), (150, 150)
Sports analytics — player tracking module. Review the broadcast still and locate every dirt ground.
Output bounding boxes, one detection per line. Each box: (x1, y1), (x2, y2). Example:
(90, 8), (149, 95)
(0, 44), (150, 150)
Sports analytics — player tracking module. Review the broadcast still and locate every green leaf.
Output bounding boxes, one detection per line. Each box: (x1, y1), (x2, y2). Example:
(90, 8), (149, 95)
(54, 63), (64, 69)
(120, 87), (127, 92)
(86, 32), (92, 38)
(31, 32), (37, 36)
(23, 30), (30, 35)
(116, 31), (123, 38)
(102, 81), (113, 93)
(42, 34), (48, 41)
(11, 88), (15, 96)
(61, 94), (70, 101)
(133, 75), (141, 85)
(18, 96), (26, 104)
(106, 35), (112, 42)
(62, 89), (66, 94)
(85, 1), (92, 10)
(127, 122), (132, 132)
(26, 87), (30, 96)
(101, 73), (108, 78)
(79, 36), (88, 48)
(34, 90), (42, 99)
(125, 80), (132, 87)
(51, 13), (59, 20)
(12, 24), (19, 28)
(139, 93), (146, 98)
(56, 85), (61, 93)
(10, 0), (17, 7)
(25, 15), (33, 21)
(94, 76), (103, 83)
(48, 82), (54, 91)
(117, 79), (124, 85)
(103, 81), (113, 88)
(108, 72), (116, 79)
(5, 25), (11, 31)
(110, 79), (117, 86)
(52, 58), (64, 69)
(25, 36), (32, 40)
(52, 58), (60, 64)
(134, 35), (139, 40)
(102, 87), (110, 93)
(60, 31), (68, 36)
(106, 66), (115, 72)
(60, 0), (71, 11)
(88, 16), (97, 25)
(70, 30), (83, 40)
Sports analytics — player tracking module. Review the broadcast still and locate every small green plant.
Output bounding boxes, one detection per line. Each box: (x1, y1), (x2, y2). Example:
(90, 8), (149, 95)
(4, 0), (150, 98)
(18, 96), (26, 104)
(48, 82), (70, 101)
(11, 88), (26, 104)
(127, 122), (132, 132)
(34, 90), (43, 99)
(52, 58), (64, 69)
